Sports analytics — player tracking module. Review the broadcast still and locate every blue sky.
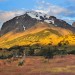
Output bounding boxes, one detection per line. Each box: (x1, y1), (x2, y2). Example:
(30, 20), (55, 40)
(0, 0), (35, 10)
(0, 0), (75, 28)
(0, 0), (74, 11)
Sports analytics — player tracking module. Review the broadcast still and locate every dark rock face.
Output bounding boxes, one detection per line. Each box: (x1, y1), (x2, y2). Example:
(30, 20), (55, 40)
(49, 17), (75, 32)
(49, 16), (56, 19)
(54, 19), (74, 29)
(1, 14), (38, 35)
(72, 22), (75, 27)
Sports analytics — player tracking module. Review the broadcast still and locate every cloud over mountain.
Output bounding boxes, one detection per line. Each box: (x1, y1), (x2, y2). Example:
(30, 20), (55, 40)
(0, 0), (75, 28)
(34, 0), (67, 15)
(0, 10), (25, 28)
(34, 0), (75, 24)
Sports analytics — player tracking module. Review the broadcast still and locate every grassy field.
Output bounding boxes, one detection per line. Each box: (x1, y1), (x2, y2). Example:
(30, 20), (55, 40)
(0, 55), (75, 75)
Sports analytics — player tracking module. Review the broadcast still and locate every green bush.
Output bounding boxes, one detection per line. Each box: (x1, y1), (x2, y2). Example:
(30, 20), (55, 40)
(68, 50), (75, 54)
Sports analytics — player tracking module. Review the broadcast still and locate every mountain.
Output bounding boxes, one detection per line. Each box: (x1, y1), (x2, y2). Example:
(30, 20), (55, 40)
(0, 22), (73, 48)
(0, 11), (75, 36)
(72, 22), (75, 27)
(0, 11), (75, 48)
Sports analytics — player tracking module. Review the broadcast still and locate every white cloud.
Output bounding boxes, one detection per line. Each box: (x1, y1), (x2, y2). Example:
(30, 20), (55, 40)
(34, 0), (67, 15)
(0, 0), (75, 28)
(0, 10), (25, 28)
(34, 0), (75, 24)
(65, 19), (75, 25)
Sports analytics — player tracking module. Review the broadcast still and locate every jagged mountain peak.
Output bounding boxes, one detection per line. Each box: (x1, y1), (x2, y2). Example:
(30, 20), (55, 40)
(0, 11), (75, 36)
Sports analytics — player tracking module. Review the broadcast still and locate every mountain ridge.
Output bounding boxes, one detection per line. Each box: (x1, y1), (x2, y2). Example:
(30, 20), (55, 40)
(0, 11), (75, 48)
(0, 11), (75, 36)
(0, 22), (73, 48)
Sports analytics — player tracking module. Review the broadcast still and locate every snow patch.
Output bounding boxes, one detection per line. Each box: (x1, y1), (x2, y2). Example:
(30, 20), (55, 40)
(40, 22), (44, 24)
(26, 11), (55, 24)
(23, 25), (26, 31)
(27, 12), (41, 20)
(44, 20), (52, 23)
(51, 19), (54, 24)
(44, 19), (54, 24)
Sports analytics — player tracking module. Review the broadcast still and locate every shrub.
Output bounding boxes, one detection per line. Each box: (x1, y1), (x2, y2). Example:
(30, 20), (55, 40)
(42, 45), (54, 59)
(18, 60), (24, 66)
(34, 49), (42, 56)
(6, 59), (11, 64)
(68, 50), (75, 54)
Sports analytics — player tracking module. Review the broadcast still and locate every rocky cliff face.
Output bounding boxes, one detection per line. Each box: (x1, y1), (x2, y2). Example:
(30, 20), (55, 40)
(72, 22), (75, 27)
(1, 13), (38, 35)
(0, 11), (75, 36)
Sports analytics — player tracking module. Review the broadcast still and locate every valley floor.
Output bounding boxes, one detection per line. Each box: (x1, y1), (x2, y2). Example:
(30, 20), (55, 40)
(0, 55), (75, 75)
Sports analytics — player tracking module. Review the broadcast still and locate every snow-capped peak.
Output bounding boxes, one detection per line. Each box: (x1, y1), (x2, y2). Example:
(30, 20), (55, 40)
(27, 12), (41, 20)
(26, 11), (55, 24)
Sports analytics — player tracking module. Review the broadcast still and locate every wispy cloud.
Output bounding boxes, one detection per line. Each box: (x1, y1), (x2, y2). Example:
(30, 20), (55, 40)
(0, 10), (25, 28)
(0, 0), (75, 28)
(34, 0), (75, 24)
(34, 0), (67, 15)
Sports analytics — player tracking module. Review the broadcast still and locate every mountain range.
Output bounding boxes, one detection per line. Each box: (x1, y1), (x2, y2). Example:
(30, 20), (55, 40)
(0, 11), (75, 48)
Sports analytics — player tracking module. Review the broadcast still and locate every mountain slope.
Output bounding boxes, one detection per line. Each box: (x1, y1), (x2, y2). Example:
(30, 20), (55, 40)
(72, 22), (75, 27)
(0, 11), (75, 48)
(0, 22), (73, 48)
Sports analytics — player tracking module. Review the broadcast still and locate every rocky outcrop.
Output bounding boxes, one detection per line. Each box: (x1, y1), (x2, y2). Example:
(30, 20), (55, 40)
(1, 13), (38, 35)
(72, 22), (75, 27)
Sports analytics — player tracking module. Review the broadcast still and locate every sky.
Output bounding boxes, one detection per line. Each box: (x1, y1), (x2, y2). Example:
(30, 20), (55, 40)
(0, 0), (75, 28)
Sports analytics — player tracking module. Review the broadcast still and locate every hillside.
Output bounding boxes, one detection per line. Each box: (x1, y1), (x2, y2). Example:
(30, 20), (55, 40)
(0, 11), (75, 49)
(0, 22), (74, 48)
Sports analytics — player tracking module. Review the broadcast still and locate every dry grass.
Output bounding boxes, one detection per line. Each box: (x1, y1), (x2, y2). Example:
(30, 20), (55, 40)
(0, 55), (75, 75)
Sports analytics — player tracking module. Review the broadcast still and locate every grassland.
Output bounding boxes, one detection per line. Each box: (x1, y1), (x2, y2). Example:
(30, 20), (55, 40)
(0, 28), (74, 49)
(0, 55), (75, 75)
